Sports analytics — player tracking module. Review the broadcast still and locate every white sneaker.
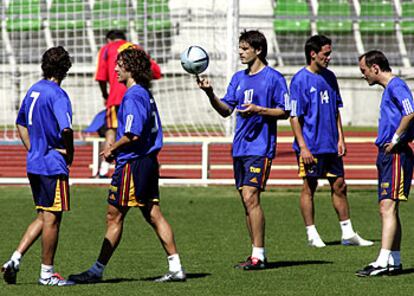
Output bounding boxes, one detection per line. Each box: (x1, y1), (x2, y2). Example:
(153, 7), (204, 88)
(342, 233), (373, 246)
(308, 237), (326, 248)
(38, 273), (75, 286)
(154, 269), (186, 282)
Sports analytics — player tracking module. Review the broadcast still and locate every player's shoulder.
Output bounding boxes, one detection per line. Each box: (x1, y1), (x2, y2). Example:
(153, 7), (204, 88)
(125, 85), (150, 101)
(291, 67), (309, 82)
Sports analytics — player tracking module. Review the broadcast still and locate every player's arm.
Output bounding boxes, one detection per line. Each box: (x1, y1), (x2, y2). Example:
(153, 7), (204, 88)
(384, 112), (414, 153)
(16, 124), (30, 151)
(61, 128), (74, 167)
(337, 111), (347, 156)
(290, 117), (314, 164)
(237, 104), (288, 119)
(100, 133), (139, 162)
(98, 80), (109, 101)
(197, 78), (232, 117)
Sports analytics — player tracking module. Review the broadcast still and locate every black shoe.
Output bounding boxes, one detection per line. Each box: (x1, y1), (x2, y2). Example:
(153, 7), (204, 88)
(388, 264), (403, 276)
(1, 260), (18, 284)
(356, 264), (388, 277)
(68, 271), (102, 284)
(234, 256), (252, 269)
(242, 257), (267, 270)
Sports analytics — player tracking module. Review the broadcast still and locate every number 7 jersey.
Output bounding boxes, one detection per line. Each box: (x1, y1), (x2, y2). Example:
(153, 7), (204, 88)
(16, 79), (73, 176)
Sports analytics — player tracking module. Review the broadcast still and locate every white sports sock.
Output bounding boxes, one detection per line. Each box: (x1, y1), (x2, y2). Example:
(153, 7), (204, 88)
(389, 251), (401, 266)
(339, 219), (356, 239)
(375, 249), (391, 267)
(40, 264), (54, 279)
(11, 251), (22, 268)
(99, 161), (110, 176)
(306, 225), (320, 240)
(89, 261), (105, 276)
(251, 246), (265, 261)
(168, 254), (182, 272)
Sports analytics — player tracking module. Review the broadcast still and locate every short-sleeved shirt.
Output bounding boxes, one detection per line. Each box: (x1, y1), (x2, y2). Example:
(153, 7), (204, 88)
(115, 84), (163, 168)
(221, 66), (290, 159)
(16, 79), (72, 176)
(95, 40), (162, 108)
(290, 67), (343, 154)
(376, 77), (414, 147)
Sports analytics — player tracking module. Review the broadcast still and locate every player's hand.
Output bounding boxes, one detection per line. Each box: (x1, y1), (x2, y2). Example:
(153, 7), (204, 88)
(101, 145), (115, 162)
(237, 104), (261, 117)
(338, 140), (347, 157)
(300, 146), (314, 165)
(55, 148), (73, 167)
(383, 142), (396, 154)
(197, 77), (213, 92)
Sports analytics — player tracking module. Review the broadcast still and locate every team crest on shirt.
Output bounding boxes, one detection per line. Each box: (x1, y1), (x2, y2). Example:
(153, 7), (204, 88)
(249, 177), (258, 183)
(250, 166), (261, 173)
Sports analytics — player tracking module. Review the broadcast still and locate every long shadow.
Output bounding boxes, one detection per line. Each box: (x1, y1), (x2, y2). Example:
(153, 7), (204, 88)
(265, 260), (333, 269)
(141, 272), (211, 282)
(325, 239), (380, 246)
(396, 268), (414, 276)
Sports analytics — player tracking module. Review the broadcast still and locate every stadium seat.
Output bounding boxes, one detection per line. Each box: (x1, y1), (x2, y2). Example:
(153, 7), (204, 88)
(135, 0), (173, 63)
(92, 0), (130, 31)
(316, 0), (358, 65)
(48, 0), (93, 63)
(5, 0), (47, 64)
(359, 0), (402, 66)
(401, 1), (414, 65)
(49, 0), (85, 30)
(5, 0), (42, 32)
(273, 0), (311, 65)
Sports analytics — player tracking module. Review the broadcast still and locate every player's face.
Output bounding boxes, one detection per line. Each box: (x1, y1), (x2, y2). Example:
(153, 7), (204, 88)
(115, 60), (130, 83)
(312, 44), (332, 69)
(359, 57), (377, 86)
(239, 41), (260, 65)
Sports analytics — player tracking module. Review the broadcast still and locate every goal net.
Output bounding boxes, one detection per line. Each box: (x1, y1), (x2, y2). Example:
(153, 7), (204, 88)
(1, 0), (414, 140)
(0, 0), (238, 140)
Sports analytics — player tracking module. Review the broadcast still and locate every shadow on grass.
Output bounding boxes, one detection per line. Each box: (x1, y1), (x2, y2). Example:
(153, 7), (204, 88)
(325, 239), (380, 246)
(266, 260), (333, 269)
(141, 272), (211, 281)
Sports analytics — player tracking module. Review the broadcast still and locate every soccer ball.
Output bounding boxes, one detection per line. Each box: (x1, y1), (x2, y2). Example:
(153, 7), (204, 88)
(180, 46), (209, 75)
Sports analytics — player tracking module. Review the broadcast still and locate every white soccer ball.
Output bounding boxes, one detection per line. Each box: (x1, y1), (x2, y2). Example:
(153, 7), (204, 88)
(180, 46), (209, 74)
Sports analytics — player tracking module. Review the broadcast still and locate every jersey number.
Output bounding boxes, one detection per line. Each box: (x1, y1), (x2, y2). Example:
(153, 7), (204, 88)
(28, 91), (40, 125)
(151, 111), (159, 133)
(243, 89), (254, 104)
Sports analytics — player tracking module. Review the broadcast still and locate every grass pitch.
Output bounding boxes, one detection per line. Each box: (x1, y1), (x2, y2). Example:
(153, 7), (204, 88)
(1, 186), (414, 296)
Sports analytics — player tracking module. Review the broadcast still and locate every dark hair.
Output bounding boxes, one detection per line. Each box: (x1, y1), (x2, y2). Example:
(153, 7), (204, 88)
(239, 30), (268, 65)
(359, 50), (392, 72)
(117, 48), (152, 89)
(305, 35), (332, 65)
(41, 46), (72, 81)
(106, 29), (127, 41)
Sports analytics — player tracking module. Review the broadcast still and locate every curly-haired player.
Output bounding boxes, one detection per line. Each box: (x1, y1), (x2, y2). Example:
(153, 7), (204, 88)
(69, 48), (186, 283)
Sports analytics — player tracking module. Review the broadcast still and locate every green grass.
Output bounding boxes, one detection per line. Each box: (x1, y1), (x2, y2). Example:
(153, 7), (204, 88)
(1, 186), (414, 296)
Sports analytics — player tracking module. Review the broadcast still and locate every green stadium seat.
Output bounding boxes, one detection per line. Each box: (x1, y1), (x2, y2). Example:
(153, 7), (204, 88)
(6, 0), (42, 32)
(273, 0), (311, 33)
(49, 0), (85, 30)
(401, 1), (414, 34)
(92, 0), (130, 30)
(135, 0), (172, 32)
(317, 0), (352, 33)
(359, 0), (395, 33)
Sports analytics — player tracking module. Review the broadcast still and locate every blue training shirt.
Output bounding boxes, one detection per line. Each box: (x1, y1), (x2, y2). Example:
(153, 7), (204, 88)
(221, 66), (290, 159)
(290, 67), (343, 154)
(16, 79), (72, 176)
(115, 84), (163, 168)
(376, 77), (414, 147)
